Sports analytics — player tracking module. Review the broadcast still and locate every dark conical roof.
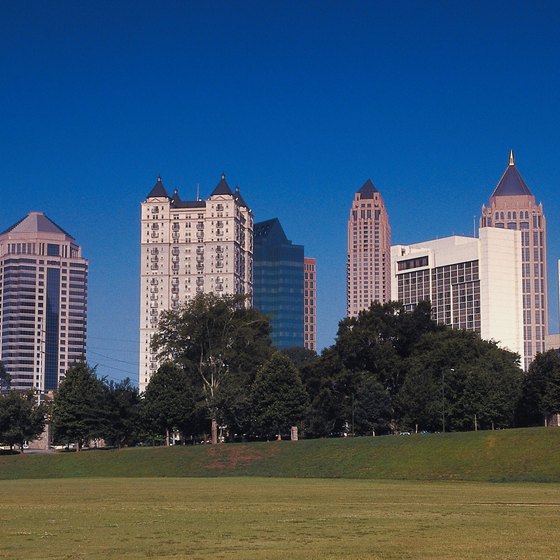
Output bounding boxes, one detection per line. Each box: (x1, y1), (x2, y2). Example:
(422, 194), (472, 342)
(491, 151), (533, 197)
(234, 185), (248, 208)
(357, 178), (378, 199)
(2, 211), (75, 239)
(210, 173), (233, 196)
(147, 176), (170, 199)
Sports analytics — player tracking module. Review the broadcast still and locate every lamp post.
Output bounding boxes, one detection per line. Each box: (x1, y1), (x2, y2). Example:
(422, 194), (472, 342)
(442, 368), (454, 433)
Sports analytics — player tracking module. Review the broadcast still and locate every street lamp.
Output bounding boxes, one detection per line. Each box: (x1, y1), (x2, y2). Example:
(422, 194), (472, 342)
(442, 368), (454, 433)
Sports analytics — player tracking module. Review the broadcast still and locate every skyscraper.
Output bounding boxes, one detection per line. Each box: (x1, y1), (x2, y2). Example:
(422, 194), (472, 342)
(0, 212), (88, 392)
(347, 179), (391, 317)
(139, 175), (253, 391)
(391, 229), (524, 361)
(480, 151), (547, 369)
(253, 218), (304, 349)
(304, 257), (317, 352)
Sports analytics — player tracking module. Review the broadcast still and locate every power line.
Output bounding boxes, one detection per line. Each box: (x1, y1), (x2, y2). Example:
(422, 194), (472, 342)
(88, 350), (140, 367)
(88, 335), (140, 344)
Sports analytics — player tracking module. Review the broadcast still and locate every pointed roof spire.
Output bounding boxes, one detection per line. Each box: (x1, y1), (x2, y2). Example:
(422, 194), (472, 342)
(146, 176), (170, 199)
(210, 172), (233, 196)
(491, 151), (533, 197)
(234, 185), (249, 208)
(357, 178), (378, 199)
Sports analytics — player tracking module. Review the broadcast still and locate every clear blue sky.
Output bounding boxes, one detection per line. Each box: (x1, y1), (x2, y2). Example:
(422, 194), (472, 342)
(1, 1), (559, 383)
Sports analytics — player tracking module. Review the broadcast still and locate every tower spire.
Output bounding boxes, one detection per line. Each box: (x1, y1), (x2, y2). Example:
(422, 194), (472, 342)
(509, 149), (515, 166)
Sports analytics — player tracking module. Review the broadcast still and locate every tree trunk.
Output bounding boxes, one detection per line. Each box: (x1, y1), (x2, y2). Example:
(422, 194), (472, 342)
(211, 419), (218, 445)
(166, 428), (170, 447)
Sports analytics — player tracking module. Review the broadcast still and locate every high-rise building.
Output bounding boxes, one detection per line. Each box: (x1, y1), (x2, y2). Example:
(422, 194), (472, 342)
(347, 179), (391, 318)
(0, 212), (88, 392)
(480, 151), (547, 369)
(391, 229), (524, 361)
(304, 257), (317, 352)
(139, 175), (253, 391)
(253, 218), (304, 349)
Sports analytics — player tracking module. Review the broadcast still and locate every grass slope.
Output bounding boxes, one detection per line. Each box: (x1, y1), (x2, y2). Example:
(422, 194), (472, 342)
(1, 427), (559, 482)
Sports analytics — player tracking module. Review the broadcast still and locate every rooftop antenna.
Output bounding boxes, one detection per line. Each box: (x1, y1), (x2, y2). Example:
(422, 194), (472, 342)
(473, 215), (476, 238)
(196, 183), (200, 202)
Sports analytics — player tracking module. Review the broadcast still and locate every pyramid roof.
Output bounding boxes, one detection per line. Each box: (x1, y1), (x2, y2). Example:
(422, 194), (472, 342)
(357, 179), (378, 199)
(491, 151), (533, 197)
(2, 212), (74, 239)
(210, 173), (233, 196)
(147, 176), (170, 199)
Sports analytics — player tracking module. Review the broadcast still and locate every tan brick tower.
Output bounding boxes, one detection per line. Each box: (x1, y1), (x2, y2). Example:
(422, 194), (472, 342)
(480, 151), (547, 370)
(347, 179), (391, 317)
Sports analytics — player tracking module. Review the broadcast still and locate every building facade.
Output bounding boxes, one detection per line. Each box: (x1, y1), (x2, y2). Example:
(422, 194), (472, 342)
(0, 212), (88, 392)
(253, 219), (304, 349)
(304, 257), (317, 352)
(347, 179), (391, 318)
(139, 175), (253, 391)
(480, 151), (547, 369)
(391, 228), (524, 362)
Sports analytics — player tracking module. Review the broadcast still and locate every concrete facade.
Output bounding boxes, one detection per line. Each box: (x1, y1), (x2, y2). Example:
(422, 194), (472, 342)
(347, 179), (391, 317)
(139, 175), (253, 392)
(0, 212), (88, 392)
(391, 228), (524, 362)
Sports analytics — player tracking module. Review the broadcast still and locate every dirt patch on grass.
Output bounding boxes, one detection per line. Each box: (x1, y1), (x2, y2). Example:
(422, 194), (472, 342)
(204, 443), (281, 470)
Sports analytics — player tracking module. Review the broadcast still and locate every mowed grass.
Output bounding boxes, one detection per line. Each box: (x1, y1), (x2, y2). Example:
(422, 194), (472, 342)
(1, 427), (560, 482)
(0, 477), (559, 560)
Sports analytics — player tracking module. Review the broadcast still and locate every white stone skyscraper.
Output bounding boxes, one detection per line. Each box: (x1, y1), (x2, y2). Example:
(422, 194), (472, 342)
(139, 175), (253, 391)
(0, 212), (88, 392)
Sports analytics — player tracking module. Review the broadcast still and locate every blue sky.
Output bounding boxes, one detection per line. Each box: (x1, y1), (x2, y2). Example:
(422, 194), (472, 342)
(1, 1), (560, 383)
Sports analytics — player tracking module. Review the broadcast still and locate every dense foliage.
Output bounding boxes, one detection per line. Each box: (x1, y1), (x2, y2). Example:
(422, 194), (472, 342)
(152, 293), (273, 439)
(0, 391), (46, 451)
(4, 298), (553, 449)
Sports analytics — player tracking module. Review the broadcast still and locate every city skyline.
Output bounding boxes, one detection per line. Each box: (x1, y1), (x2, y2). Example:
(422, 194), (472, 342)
(2, 2), (560, 382)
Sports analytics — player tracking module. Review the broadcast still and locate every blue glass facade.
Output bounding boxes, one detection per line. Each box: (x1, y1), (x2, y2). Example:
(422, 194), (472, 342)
(253, 219), (304, 349)
(45, 268), (60, 390)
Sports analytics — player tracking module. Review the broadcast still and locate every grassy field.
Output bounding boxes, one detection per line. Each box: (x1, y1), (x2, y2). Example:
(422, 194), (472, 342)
(0, 477), (559, 559)
(1, 427), (560, 482)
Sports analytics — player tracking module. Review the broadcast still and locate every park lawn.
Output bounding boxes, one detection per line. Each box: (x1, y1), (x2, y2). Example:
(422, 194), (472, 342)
(0, 477), (558, 560)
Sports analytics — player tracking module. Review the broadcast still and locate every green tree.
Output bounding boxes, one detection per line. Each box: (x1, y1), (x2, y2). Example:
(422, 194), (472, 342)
(352, 374), (392, 435)
(518, 350), (560, 426)
(398, 329), (523, 432)
(0, 361), (11, 393)
(250, 353), (309, 439)
(52, 362), (107, 451)
(104, 378), (141, 448)
(142, 363), (195, 446)
(152, 293), (272, 442)
(0, 392), (46, 452)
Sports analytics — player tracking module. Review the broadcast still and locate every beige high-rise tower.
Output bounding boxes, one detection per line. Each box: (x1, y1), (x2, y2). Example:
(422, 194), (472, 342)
(347, 179), (391, 317)
(480, 151), (547, 370)
(139, 175), (253, 392)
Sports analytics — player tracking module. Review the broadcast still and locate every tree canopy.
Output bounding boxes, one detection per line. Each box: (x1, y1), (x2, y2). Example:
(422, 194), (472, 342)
(250, 352), (309, 439)
(152, 293), (273, 439)
(0, 391), (46, 451)
(52, 362), (107, 450)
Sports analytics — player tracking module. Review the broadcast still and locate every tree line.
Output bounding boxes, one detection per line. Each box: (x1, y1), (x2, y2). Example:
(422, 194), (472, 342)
(2, 294), (560, 451)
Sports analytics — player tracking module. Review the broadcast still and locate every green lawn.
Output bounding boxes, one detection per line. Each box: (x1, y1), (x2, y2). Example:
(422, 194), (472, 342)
(2, 428), (560, 482)
(0, 477), (558, 559)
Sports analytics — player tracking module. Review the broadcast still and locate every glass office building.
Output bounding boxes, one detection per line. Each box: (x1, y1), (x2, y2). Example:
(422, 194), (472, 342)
(0, 212), (88, 392)
(253, 219), (304, 349)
